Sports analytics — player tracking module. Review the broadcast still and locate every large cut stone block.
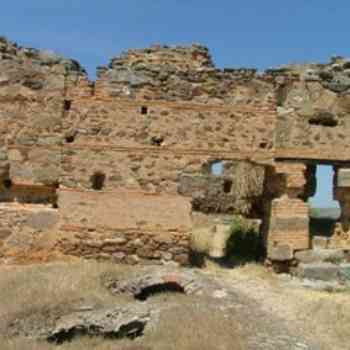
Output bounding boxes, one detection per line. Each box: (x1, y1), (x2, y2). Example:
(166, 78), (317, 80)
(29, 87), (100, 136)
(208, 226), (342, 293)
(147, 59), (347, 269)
(267, 198), (310, 251)
(268, 244), (293, 261)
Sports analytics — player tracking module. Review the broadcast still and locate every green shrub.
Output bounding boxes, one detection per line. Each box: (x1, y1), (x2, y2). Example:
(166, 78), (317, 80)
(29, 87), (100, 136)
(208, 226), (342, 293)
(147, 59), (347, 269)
(226, 216), (263, 263)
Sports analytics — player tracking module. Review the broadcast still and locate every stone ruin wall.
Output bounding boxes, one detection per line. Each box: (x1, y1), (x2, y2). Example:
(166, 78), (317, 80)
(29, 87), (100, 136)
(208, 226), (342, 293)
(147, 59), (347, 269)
(1, 36), (350, 265)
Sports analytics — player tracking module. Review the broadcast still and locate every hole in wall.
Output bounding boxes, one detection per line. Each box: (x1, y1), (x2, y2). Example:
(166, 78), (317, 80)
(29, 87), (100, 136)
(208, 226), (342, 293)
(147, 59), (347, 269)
(140, 106), (148, 115)
(3, 179), (12, 189)
(64, 130), (77, 143)
(64, 100), (72, 112)
(309, 112), (338, 127)
(308, 165), (340, 237)
(65, 135), (75, 143)
(90, 171), (106, 191)
(259, 142), (268, 149)
(210, 161), (224, 176)
(150, 136), (164, 146)
(223, 179), (232, 193)
(134, 282), (185, 301)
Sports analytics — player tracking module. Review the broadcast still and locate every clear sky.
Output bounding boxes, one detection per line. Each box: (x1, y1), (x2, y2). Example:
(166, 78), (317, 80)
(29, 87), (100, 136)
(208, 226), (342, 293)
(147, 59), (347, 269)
(1, 1), (348, 207)
(309, 166), (340, 209)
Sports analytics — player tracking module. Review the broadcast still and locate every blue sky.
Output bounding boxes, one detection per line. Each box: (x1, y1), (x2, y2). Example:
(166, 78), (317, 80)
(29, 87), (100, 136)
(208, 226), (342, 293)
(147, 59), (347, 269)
(1, 1), (347, 207)
(309, 166), (339, 209)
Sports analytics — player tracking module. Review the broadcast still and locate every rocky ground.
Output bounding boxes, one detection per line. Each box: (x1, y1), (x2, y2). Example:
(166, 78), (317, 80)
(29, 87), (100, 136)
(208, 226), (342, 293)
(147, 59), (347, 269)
(0, 260), (349, 350)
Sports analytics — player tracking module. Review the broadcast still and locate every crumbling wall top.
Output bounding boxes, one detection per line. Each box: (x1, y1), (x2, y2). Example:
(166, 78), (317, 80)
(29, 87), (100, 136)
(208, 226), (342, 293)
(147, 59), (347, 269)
(0, 36), (87, 96)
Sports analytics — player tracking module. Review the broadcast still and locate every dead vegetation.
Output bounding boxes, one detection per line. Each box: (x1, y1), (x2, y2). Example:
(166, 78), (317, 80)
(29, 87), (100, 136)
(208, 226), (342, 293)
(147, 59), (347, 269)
(1, 260), (350, 350)
(0, 261), (243, 350)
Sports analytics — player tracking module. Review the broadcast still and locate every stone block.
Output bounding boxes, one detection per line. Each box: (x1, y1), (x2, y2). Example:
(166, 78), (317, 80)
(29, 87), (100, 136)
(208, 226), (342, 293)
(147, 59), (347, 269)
(296, 263), (340, 281)
(8, 149), (24, 162)
(208, 224), (230, 258)
(337, 169), (350, 187)
(0, 150), (8, 161)
(25, 210), (59, 230)
(312, 236), (329, 249)
(295, 249), (345, 264)
(268, 244), (293, 261)
(339, 264), (350, 281)
(0, 229), (11, 240)
(33, 165), (60, 185)
(270, 217), (309, 231)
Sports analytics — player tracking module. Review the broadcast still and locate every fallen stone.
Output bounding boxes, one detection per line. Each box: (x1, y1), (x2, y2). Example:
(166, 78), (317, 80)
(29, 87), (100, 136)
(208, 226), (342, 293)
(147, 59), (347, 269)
(295, 263), (340, 281)
(46, 303), (151, 343)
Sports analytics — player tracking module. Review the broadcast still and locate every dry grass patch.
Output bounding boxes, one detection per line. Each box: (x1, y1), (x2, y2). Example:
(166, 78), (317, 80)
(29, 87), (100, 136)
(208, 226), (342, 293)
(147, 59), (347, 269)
(0, 261), (133, 337)
(204, 259), (278, 284)
(142, 296), (244, 350)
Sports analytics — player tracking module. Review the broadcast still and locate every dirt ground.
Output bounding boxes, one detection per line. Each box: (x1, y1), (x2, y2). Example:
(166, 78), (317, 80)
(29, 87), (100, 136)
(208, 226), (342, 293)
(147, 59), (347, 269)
(0, 260), (349, 350)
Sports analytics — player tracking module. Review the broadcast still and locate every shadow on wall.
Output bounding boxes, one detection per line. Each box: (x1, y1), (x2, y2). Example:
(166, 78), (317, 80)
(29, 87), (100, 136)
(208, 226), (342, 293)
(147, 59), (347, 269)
(309, 217), (337, 238)
(224, 216), (265, 267)
(190, 216), (265, 268)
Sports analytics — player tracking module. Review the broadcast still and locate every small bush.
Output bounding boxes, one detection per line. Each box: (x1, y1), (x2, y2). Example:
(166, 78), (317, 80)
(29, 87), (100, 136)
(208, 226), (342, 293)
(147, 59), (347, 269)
(226, 216), (263, 263)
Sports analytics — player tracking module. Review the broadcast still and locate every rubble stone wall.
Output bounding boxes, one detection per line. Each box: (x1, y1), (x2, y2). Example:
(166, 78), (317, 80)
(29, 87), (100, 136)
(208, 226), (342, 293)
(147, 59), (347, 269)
(2, 36), (350, 265)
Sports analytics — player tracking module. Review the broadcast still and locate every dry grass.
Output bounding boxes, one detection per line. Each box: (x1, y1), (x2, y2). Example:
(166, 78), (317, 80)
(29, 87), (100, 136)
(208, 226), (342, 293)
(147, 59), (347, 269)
(0, 261), (243, 350)
(142, 296), (243, 350)
(3, 259), (349, 350)
(205, 259), (278, 283)
(205, 260), (350, 350)
(293, 289), (350, 349)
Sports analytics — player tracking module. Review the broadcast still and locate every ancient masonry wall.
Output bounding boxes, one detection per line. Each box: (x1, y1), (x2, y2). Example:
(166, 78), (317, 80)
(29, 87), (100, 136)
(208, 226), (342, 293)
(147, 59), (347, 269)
(2, 36), (350, 265)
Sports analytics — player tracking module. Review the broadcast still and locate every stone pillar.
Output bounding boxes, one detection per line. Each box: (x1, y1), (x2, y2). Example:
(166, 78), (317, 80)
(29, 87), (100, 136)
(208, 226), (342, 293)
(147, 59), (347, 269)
(330, 168), (350, 248)
(265, 162), (310, 261)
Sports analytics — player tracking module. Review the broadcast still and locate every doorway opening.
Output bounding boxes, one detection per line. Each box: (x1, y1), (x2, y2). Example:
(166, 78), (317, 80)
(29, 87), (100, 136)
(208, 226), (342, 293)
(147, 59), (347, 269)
(90, 171), (106, 191)
(308, 165), (340, 238)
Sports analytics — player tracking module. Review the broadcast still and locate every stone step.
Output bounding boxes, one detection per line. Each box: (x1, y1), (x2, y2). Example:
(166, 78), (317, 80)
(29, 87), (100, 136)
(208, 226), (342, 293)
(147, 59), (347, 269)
(294, 249), (346, 264)
(294, 262), (340, 281)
